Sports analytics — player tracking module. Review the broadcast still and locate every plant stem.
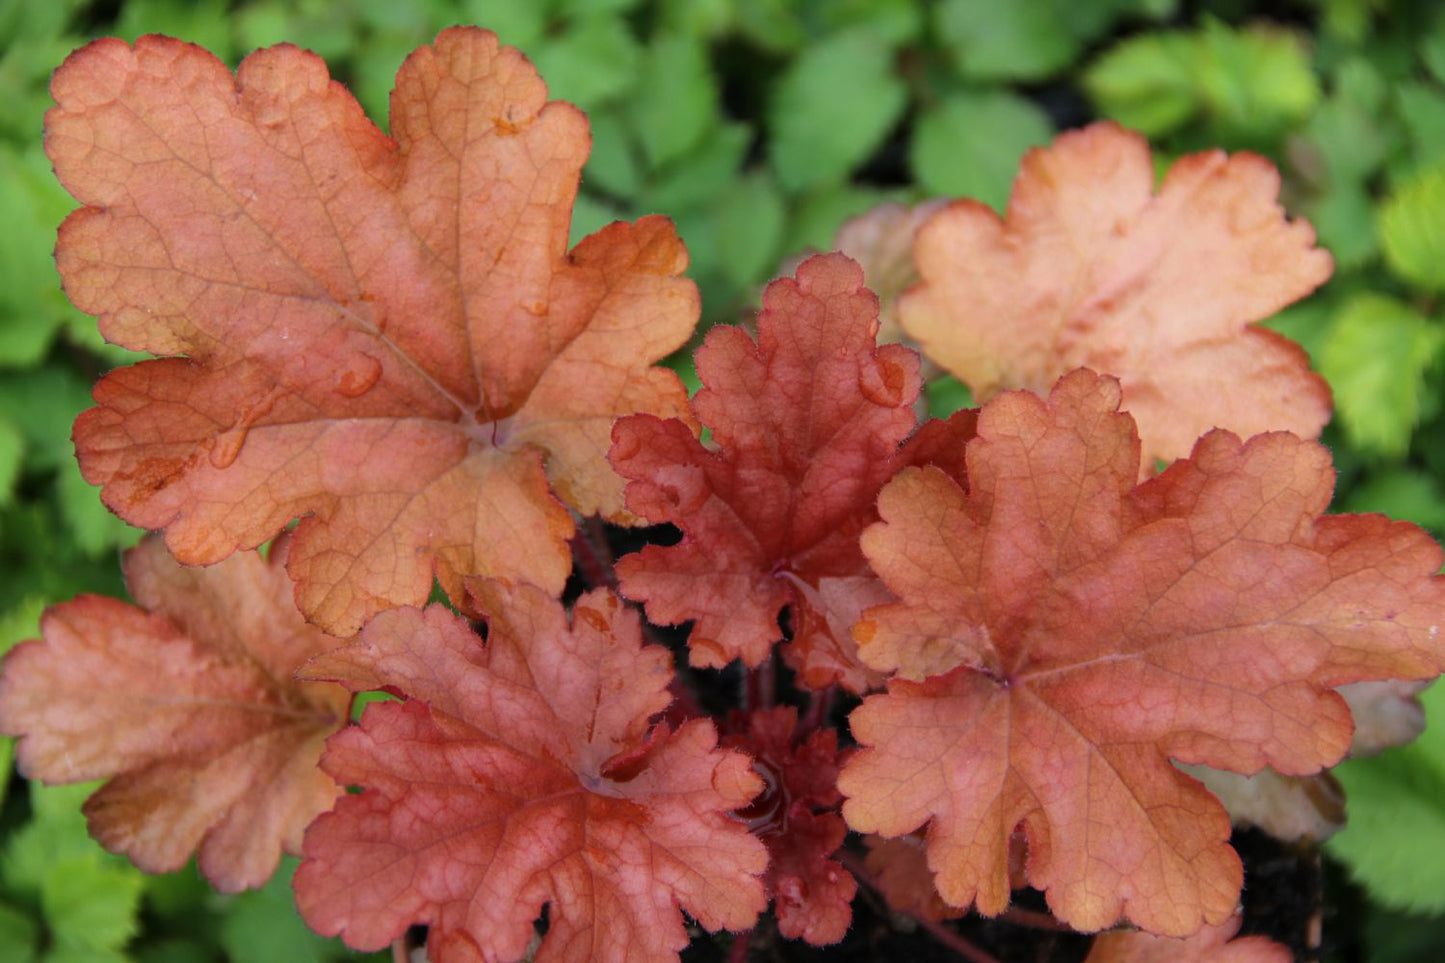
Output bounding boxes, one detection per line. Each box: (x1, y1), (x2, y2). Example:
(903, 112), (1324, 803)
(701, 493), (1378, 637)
(391, 937), (409, 963)
(799, 685), (835, 736)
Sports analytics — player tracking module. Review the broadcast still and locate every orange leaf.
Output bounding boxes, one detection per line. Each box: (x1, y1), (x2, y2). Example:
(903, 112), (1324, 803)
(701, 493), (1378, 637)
(53, 29), (696, 634)
(838, 369), (1445, 936)
(899, 122), (1333, 469)
(295, 583), (768, 963)
(0, 535), (349, 892)
(1085, 911), (1292, 962)
(724, 707), (856, 945)
(609, 252), (974, 682)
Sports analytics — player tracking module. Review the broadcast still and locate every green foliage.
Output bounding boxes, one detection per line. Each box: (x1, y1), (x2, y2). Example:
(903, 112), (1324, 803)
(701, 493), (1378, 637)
(1380, 161), (1445, 290)
(4, 0), (1445, 957)
(1329, 683), (1445, 914)
(1320, 293), (1444, 457)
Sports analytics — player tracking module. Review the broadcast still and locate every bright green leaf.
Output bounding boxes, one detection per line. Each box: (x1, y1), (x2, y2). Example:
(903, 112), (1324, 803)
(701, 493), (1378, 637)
(1083, 32), (1197, 137)
(911, 91), (1053, 211)
(1192, 18), (1319, 141)
(1329, 682), (1445, 913)
(219, 858), (347, 963)
(114, 0), (236, 63)
(42, 855), (145, 953)
(1380, 161), (1445, 290)
(768, 30), (907, 192)
(1320, 294), (1444, 458)
(1308, 183), (1377, 270)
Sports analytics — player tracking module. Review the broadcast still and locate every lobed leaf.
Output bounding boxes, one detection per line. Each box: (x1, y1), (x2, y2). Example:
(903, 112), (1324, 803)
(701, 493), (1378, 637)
(295, 582), (768, 963)
(838, 369), (1445, 935)
(610, 252), (975, 685)
(900, 121), (1333, 470)
(52, 28), (696, 634)
(0, 535), (349, 892)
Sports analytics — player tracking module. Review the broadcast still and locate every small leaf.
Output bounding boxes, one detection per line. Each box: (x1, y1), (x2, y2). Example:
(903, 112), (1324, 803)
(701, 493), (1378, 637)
(635, 33), (719, 169)
(1380, 160), (1445, 290)
(220, 858), (348, 963)
(714, 174), (786, 288)
(42, 853), (146, 952)
(530, 16), (640, 110)
(768, 30), (907, 192)
(910, 91), (1054, 212)
(1319, 293), (1444, 457)
(934, 0), (1078, 81)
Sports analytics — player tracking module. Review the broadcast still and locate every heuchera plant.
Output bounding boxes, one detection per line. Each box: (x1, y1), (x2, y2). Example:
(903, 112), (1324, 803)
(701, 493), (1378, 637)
(3, 24), (1445, 963)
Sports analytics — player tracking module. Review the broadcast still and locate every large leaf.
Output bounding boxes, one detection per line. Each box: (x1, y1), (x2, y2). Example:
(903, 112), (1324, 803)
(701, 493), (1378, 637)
(295, 583), (768, 963)
(50, 29), (697, 634)
(838, 370), (1445, 935)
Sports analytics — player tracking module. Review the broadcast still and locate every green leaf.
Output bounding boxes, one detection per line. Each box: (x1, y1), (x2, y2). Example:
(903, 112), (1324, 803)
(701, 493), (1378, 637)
(0, 901), (38, 963)
(911, 91), (1053, 211)
(133, 939), (216, 963)
(0, 146), (85, 369)
(768, 30), (907, 192)
(713, 174), (786, 289)
(115, 0), (237, 63)
(1085, 19), (1318, 142)
(1308, 183), (1377, 271)
(782, 184), (898, 255)
(1329, 682), (1445, 913)
(812, 0), (922, 46)
(934, 0), (1078, 82)
(634, 34), (719, 170)
(643, 121), (750, 212)
(1319, 294), (1444, 458)
(1397, 82), (1445, 174)
(42, 855), (146, 953)
(925, 375), (974, 419)
(454, 0), (548, 48)
(529, 16), (640, 110)
(1083, 31), (1197, 137)
(1340, 468), (1445, 533)
(1192, 18), (1319, 142)
(1380, 161), (1445, 290)
(219, 858), (347, 963)
(582, 109), (643, 200)
(0, 417), (22, 508)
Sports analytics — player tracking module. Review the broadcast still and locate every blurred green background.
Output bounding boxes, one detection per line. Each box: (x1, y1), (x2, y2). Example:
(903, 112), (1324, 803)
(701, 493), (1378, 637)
(3, 0), (1445, 959)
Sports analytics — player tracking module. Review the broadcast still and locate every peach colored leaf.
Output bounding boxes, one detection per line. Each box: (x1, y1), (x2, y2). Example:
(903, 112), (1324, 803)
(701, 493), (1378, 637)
(832, 199), (949, 344)
(838, 369), (1445, 936)
(724, 707), (855, 945)
(1085, 911), (1292, 963)
(1186, 680), (1426, 843)
(294, 583), (768, 963)
(899, 122), (1333, 470)
(53, 29), (695, 635)
(609, 252), (974, 681)
(0, 534), (349, 892)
